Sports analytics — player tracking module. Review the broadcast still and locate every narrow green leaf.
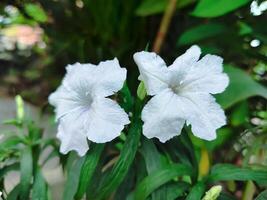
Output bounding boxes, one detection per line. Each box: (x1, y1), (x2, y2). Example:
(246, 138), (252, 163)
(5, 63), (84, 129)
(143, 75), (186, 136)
(192, 0), (251, 18)
(185, 181), (206, 200)
(62, 157), (85, 200)
(140, 139), (162, 173)
(208, 164), (267, 185)
(75, 144), (104, 200)
(134, 164), (193, 200)
(0, 136), (21, 150)
(255, 190), (267, 200)
(93, 119), (142, 200)
(32, 168), (47, 200)
(20, 147), (33, 200)
(140, 139), (166, 200)
(177, 23), (227, 46)
(216, 65), (267, 109)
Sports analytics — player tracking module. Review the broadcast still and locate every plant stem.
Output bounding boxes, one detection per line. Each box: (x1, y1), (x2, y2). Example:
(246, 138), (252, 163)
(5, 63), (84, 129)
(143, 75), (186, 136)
(152, 0), (177, 53)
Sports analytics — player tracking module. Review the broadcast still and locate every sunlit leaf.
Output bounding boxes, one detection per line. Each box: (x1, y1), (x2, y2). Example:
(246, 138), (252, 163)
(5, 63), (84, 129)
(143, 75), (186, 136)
(192, 0), (251, 17)
(24, 3), (48, 23)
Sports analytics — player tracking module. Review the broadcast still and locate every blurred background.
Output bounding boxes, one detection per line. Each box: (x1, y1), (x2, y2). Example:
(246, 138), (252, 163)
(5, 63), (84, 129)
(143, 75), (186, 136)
(0, 0), (265, 105)
(0, 0), (266, 199)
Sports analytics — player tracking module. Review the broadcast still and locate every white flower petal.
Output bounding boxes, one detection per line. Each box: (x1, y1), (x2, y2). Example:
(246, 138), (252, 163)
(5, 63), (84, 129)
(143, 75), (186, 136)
(57, 110), (89, 156)
(178, 92), (226, 140)
(133, 51), (169, 95)
(142, 89), (185, 142)
(136, 45), (228, 142)
(85, 98), (130, 143)
(62, 59), (126, 98)
(48, 85), (84, 120)
(49, 58), (129, 156)
(182, 54), (229, 94)
(93, 58), (127, 97)
(169, 45), (201, 73)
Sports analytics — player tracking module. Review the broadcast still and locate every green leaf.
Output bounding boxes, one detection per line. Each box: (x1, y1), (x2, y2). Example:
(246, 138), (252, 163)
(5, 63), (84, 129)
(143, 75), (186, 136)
(186, 181), (206, 200)
(62, 156), (85, 200)
(20, 147), (33, 199)
(192, 0), (251, 18)
(136, 0), (195, 16)
(208, 164), (267, 185)
(24, 3), (48, 23)
(134, 164), (193, 200)
(119, 83), (134, 112)
(140, 139), (166, 200)
(0, 163), (19, 180)
(32, 168), (47, 200)
(7, 184), (21, 200)
(255, 190), (267, 200)
(0, 136), (22, 155)
(93, 119), (142, 200)
(140, 139), (162, 173)
(230, 101), (249, 126)
(166, 182), (190, 199)
(218, 192), (237, 200)
(177, 23), (227, 46)
(204, 128), (233, 151)
(75, 144), (104, 200)
(216, 65), (267, 109)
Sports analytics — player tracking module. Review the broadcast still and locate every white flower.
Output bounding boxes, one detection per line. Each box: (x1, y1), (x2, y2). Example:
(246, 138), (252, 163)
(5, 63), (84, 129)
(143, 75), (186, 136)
(49, 58), (130, 156)
(133, 45), (229, 142)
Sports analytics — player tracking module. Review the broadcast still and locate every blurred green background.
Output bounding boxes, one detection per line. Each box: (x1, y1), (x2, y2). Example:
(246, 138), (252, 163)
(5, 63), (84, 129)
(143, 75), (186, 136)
(0, 0), (265, 104)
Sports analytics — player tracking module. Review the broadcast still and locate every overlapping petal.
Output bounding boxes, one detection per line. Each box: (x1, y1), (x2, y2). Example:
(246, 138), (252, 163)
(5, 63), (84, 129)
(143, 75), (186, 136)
(134, 45), (229, 141)
(84, 98), (130, 143)
(142, 88), (185, 142)
(176, 92), (226, 140)
(49, 58), (129, 155)
(180, 54), (229, 94)
(57, 110), (89, 156)
(63, 58), (126, 98)
(133, 51), (169, 95)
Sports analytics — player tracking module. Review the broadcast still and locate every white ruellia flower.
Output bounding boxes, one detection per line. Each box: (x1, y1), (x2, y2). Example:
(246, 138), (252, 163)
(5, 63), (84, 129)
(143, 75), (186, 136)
(133, 45), (229, 142)
(49, 58), (130, 156)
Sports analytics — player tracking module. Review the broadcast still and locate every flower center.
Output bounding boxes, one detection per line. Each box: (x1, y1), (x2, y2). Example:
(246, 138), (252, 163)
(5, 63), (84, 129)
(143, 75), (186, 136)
(78, 91), (93, 109)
